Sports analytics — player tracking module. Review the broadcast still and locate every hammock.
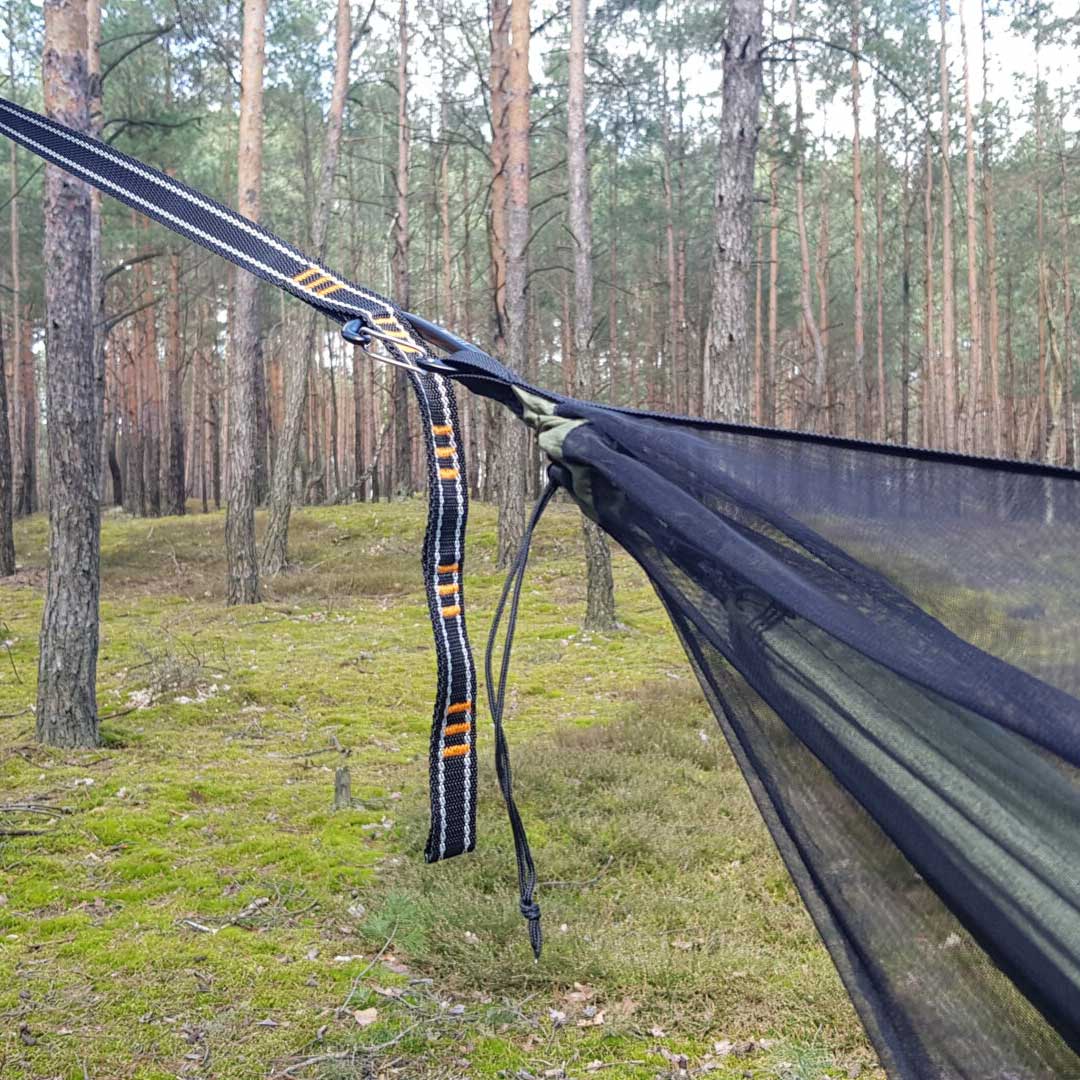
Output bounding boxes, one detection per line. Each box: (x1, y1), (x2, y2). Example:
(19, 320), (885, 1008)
(3, 95), (1079, 1077)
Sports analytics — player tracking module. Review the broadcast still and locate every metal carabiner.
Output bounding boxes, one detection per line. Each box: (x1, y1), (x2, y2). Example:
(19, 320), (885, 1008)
(341, 317), (458, 375)
(341, 318), (422, 372)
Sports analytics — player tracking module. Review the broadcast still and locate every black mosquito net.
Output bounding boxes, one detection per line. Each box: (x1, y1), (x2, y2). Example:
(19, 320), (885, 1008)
(537, 398), (1080, 1078)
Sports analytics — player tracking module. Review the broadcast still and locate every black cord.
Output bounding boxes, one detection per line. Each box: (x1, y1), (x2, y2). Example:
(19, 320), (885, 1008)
(485, 475), (560, 960)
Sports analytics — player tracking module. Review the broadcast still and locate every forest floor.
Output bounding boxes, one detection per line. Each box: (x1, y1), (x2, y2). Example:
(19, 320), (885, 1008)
(0, 500), (881, 1080)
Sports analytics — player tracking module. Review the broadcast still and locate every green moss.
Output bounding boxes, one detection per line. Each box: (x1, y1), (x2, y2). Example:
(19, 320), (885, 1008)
(0, 503), (878, 1079)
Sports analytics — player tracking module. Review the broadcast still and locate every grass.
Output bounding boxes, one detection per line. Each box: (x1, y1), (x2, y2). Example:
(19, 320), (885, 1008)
(0, 500), (879, 1079)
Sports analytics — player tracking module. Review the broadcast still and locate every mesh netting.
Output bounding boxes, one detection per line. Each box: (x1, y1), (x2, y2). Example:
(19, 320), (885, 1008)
(555, 401), (1080, 1076)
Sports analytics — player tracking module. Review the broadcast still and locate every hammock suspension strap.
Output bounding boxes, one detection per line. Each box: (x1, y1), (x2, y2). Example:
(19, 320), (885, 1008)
(0, 94), (478, 866)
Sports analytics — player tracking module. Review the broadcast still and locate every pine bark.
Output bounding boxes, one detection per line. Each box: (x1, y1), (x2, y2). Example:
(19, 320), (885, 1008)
(850, 5), (865, 439)
(702, 0), (763, 421)
(227, 0), (266, 605)
(495, 0), (529, 569)
(1059, 104), (1074, 467)
(791, 4), (826, 427)
(815, 181), (831, 430)
(766, 152), (779, 426)
(262, 0), (351, 572)
(11, 189), (36, 517)
(37, 0), (102, 747)
(873, 74), (886, 440)
(391, 0), (412, 497)
(164, 244), (186, 514)
(0, 306), (14, 577)
(900, 112), (913, 446)
(489, 0), (510, 353)
(568, 0), (616, 631)
(660, 55), (682, 414)
(9, 4), (36, 519)
(922, 113), (936, 448)
(960, 5), (983, 453)
(138, 241), (162, 516)
(88, 0), (104, 503)
(979, 0), (1003, 456)
(485, 0), (510, 518)
(938, 0), (958, 451)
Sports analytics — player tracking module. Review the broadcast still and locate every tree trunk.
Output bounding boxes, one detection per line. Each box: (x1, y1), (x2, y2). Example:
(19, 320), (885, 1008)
(88, 0), (105, 504)
(328, 342), (341, 495)
(439, 0), (454, 329)
(138, 239), (162, 516)
(850, 4), (865, 439)
(486, 0), (510, 519)
(660, 55), (682, 415)
(816, 180), (831, 431)
(160, 245), (184, 514)
(766, 150), (779, 426)
(922, 112), (936, 449)
(791, 2), (826, 429)
(227, 0), (266, 605)
(11, 213), (36, 518)
(873, 70), (887, 441)
(495, 0), (529, 569)
(960, 4), (982, 453)
(164, 245), (186, 514)
(1059, 100), (1074, 468)
(900, 111), (913, 446)
(37, 0), (102, 748)
(753, 231), (763, 422)
(702, 0), (763, 421)
(262, 0), (351, 572)
(0, 305), (14, 577)
(122, 295), (144, 514)
(568, 0), (616, 632)
(979, 0), (1003, 456)
(391, 0), (412, 497)
(938, 0), (957, 451)
(1033, 53), (1049, 460)
(10, 5), (36, 519)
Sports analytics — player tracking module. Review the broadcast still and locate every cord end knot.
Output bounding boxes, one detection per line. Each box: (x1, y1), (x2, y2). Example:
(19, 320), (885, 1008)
(520, 899), (543, 960)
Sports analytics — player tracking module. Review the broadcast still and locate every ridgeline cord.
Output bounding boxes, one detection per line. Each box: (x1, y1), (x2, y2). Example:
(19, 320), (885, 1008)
(485, 475), (560, 959)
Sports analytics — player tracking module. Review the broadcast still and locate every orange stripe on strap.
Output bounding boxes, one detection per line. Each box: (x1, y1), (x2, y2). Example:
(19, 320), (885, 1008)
(435, 446), (455, 458)
(438, 562), (459, 575)
(432, 424), (453, 436)
(441, 604), (461, 619)
(293, 267), (321, 284)
(314, 282), (344, 297)
(447, 700), (472, 715)
(444, 721), (471, 737)
(438, 582), (459, 596)
(443, 743), (470, 759)
(439, 468), (459, 481)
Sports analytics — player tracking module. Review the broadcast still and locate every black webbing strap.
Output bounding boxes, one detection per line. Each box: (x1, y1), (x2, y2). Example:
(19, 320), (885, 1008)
(0, 94), (477, 864)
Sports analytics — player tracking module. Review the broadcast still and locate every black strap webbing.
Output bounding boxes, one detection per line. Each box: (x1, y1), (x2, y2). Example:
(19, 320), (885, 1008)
(0, 94), (478, 864)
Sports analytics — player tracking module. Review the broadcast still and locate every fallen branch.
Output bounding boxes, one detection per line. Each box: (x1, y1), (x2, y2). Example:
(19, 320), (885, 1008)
(540, 854), (614, 889)
(0, 804), (66, 817)
(270, 1020), (424, 1079)
(338, 926), (397, 1016)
